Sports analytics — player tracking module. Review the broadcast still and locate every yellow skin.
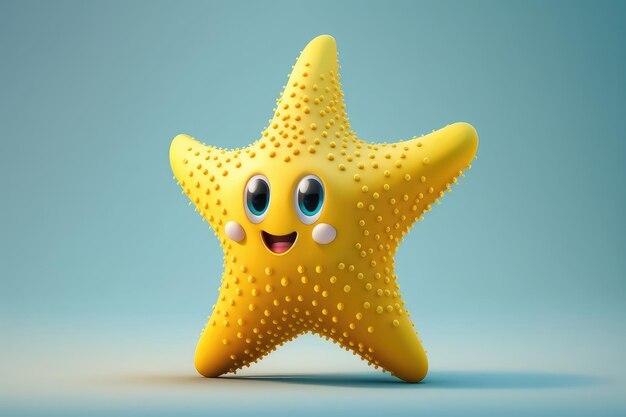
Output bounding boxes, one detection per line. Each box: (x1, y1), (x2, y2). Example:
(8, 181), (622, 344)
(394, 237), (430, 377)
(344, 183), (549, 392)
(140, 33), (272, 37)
(169, 35), (478, 383)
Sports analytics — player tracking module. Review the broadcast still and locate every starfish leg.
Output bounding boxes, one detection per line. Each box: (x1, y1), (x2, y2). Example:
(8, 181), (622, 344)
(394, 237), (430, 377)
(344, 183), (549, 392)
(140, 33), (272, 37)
(194, 320), (243, 377)
(194, 270), (308, 377)
(322, 298), (428, 383)
(194, 308), (296, 377)
(354, 316), (428, 383)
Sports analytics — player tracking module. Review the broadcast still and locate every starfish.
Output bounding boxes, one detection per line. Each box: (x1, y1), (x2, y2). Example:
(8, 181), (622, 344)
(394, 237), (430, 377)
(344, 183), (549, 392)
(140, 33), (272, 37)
(169, 35), (478, 383)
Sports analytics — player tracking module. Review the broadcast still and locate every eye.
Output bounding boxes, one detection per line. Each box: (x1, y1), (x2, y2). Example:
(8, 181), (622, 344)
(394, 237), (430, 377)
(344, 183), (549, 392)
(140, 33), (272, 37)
(244, 174), (270, 223)
(294, 175), (324, 224)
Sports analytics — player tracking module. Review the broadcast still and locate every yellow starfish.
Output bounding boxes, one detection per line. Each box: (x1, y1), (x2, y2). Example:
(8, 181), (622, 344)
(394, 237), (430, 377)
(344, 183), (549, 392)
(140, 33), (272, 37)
(169, 35), (478, 383)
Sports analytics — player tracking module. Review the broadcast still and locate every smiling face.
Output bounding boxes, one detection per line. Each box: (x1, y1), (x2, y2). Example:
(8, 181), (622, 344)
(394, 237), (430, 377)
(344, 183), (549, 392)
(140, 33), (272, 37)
(244, 173), (328, 255)
(169, 134), (355, 279)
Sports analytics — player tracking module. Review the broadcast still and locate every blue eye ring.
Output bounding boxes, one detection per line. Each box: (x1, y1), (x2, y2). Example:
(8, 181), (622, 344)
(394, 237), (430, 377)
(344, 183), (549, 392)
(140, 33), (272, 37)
(244, 174), (270, 223)
(294, 174), (325, 224)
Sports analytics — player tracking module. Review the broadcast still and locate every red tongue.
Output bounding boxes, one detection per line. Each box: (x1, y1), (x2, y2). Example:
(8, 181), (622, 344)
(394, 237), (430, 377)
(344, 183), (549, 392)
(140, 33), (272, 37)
(270, 241), (292, 254)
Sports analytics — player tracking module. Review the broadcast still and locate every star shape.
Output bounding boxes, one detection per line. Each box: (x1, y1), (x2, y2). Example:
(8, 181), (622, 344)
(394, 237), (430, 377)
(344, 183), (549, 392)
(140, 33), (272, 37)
(169, 35), (478, 382)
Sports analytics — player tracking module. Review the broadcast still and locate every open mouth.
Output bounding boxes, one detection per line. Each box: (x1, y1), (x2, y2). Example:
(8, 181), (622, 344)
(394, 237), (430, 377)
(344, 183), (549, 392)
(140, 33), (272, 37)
(261, 231), (297, 254)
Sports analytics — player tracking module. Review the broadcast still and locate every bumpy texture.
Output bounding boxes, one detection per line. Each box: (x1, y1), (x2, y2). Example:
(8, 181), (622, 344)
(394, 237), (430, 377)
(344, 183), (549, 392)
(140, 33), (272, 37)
(169, 35), (478, 383)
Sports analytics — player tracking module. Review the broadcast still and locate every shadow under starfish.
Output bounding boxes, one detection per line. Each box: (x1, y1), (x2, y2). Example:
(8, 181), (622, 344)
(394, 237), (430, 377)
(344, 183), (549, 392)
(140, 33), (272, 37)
(119, 370), (603, 390)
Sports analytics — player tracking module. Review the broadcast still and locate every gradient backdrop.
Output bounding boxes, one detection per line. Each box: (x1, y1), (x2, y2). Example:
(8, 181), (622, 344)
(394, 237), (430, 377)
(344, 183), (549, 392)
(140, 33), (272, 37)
(1, 0), (625, 416)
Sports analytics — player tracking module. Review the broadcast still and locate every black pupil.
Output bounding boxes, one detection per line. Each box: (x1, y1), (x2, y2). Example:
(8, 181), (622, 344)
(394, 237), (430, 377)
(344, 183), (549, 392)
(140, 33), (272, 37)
(249, 180), (268, 212)
(300, 179), (321, 212)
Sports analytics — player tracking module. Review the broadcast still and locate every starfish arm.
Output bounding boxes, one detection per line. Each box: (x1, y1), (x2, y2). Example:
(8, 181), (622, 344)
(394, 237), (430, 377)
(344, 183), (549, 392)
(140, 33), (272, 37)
(400, 122), (478, 229)
(195, 264), (308, 377)
(353, 307), (428, 383)
(169, 134), (245, 239)
(320, 300), (428, 383)
(356, 123), (478, 253)
(195, 271), (306, 377)
(194, 313), (290, 377)
(395, 122), (477, 214)
(367, 329), (428, 383)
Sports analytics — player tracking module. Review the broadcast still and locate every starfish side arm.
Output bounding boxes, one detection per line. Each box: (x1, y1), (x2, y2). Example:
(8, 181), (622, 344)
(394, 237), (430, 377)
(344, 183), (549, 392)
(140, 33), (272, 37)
(403, 122), (478, 213)
(372, 122), (478, 251)
(170, 134), (239, 238)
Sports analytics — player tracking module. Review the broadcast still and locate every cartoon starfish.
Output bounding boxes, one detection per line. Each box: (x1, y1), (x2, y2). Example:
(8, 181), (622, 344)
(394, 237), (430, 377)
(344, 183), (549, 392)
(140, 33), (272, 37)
(169, 35), (478, 382)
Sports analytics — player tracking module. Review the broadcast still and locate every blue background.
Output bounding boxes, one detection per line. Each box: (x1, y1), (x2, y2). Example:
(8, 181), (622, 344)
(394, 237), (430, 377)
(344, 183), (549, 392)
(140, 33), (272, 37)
(1, 0), (625, 416)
